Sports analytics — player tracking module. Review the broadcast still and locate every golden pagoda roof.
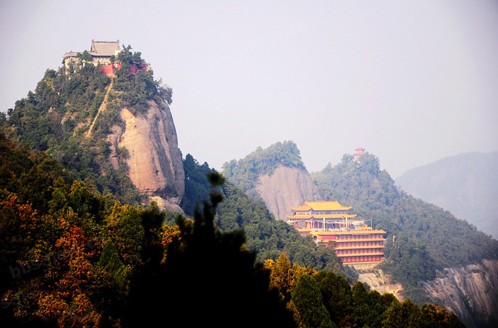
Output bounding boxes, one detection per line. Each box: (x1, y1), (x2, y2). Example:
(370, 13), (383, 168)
(290, 201), (352, 212)
(287, 214), (357, 220)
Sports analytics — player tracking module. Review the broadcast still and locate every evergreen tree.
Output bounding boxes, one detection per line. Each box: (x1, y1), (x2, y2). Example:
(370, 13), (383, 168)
(383, 299), (423, 328)
(291, 274), (335, 328)
(126, 172), (296, 327)
(314, 270), (353, 327)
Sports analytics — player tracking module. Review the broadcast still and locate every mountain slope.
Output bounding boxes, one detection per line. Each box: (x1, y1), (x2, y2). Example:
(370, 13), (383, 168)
(423, 259), (498, 328)
(396, 152), (498, 239)
(313, 152), (498, 270)
(2, 46), (184, 210)
(256, 165), (321, 220)
(222, 143), (497, 325)
(312, 151), (498, 327)
(222, 141), (320, 220)
(181, 154), (352, 279)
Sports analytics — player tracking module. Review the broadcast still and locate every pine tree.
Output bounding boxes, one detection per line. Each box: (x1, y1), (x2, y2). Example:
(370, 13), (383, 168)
(291, 274), (335, 328)
(126, 172), (296, 327)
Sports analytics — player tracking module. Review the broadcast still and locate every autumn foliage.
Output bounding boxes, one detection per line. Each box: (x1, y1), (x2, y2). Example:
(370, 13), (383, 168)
(0, 135), (463, 327)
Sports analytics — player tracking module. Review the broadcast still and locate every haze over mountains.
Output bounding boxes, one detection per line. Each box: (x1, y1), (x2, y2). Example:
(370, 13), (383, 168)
(1, 39), (497, 327)
(396, 152), (498, 240)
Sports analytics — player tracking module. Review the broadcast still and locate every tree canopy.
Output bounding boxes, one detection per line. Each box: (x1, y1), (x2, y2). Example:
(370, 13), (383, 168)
(181, 153), (354, 279)
(222, 141), (306, 199)
(312, 152), (498, 303)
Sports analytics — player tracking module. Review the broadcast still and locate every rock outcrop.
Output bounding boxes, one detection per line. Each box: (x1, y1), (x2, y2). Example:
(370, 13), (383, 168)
(256, 165), (320, 220)
(423, 259), (498, 328)
(108, 100), (184, 212)
(357, 268), (404, 301)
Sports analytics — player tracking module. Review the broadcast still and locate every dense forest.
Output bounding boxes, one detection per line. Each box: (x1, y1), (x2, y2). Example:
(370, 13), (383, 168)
(182, 153), (352, 278)
(220, 140), (498, 319)
(0, 45), (467, 327)
(0, 135), (463, 327)
(312, 152), (498, 302)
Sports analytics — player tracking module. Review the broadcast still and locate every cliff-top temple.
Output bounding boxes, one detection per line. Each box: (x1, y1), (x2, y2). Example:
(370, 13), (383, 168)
(62, 40), (149, 77)
(63, 40), (120, 69)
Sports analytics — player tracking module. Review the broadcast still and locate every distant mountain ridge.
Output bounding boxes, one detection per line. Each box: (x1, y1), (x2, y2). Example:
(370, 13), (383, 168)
(396, 151), (498, 240)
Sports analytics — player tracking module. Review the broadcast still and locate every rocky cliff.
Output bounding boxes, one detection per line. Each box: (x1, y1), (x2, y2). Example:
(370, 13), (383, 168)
(107, 100), (184, 212)
(3, 46), (186, 212)
(256, 165), (320, 220)
(423, 259), (498, 328)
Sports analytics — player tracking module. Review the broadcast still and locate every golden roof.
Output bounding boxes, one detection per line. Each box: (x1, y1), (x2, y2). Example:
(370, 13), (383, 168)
(290, 201), (352, 212)
(287, 214), (357, 220)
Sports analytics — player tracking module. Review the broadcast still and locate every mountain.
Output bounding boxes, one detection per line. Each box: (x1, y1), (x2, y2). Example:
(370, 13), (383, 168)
(1, 45), (184, 211)
(312, 151), (498, 327)
(222, 141), (320, 220)
(423, 259), (498, 328)
(256, 166), (321, 220)
(223, 142), (498, 326)
(396, 152), (498, 240)
(181, 153), (351, 278)
(1, 43), (466, 327)
(0, 134), (462, 328)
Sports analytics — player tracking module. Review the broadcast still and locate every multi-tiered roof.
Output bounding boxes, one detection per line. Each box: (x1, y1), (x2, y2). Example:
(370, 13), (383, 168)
(287, 201), (386, 266)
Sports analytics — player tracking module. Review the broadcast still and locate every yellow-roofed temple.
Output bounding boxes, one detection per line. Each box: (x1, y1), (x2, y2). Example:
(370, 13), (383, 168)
(286, 201), (386, 266)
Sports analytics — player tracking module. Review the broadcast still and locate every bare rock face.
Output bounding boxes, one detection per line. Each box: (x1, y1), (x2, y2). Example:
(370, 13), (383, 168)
(256, 165), (320, 220)
(357, 269), (404, 302)
(423, 259), (498, 328)
(112, 100), (184, 212)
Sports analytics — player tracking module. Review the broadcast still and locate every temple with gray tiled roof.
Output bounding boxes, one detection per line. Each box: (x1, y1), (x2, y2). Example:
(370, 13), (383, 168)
(63, 40), (121, 70)
(89, 40), (121, 64)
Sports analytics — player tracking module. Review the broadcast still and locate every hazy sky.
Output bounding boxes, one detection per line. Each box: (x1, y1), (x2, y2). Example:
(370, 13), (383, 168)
(1, 0), (497, 178)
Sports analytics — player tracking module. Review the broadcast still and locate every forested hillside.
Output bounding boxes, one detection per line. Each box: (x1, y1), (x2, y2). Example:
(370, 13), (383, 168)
(222, 141), (306, 199)
(0, 133), (172, 326)
(0, 44), (467, 327)
(221, 141), (498, 318)
(181, 153), (350, 277)
(312, 152), (498, 303)
(1, 46), (176, 206)
(0, 135), (463, 327)
(222, 141), (320, 220)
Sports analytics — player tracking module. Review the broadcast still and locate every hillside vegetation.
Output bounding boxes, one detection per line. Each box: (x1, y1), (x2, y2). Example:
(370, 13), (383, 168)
(0, 135), (463, 327)
(182, 154), (350, 277)
(220, 142), (498, 304)
(1, 46), (171, 205)
(0, 44), (467, 327)
(222, 141), (306, 199)
(312, 152), (498, 302)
